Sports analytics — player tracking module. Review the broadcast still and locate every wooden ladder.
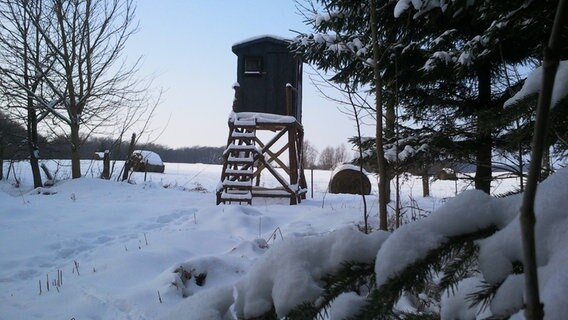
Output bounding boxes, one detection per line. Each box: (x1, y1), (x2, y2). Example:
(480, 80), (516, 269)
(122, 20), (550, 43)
(216, 119), (257, 205)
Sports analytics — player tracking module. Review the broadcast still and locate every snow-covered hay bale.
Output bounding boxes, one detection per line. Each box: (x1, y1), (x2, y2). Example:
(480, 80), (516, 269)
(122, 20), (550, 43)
(329, 164), (371, 195)
(131, 150), (165, 173)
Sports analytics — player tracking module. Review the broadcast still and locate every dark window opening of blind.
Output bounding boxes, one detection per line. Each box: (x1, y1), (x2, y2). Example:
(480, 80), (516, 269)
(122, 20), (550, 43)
(244, 57), (263, 75)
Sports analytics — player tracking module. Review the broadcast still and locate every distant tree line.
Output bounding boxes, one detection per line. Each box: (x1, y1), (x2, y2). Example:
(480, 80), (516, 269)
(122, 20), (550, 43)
(0, 113), (223, 164)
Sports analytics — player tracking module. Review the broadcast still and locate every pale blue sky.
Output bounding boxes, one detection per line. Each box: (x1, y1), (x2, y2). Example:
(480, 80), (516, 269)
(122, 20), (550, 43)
(127, 1), (374, 151)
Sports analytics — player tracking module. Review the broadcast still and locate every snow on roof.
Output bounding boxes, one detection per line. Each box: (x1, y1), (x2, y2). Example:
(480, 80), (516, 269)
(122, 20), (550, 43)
(133, 150), (163, 166)
(229, 111), (297, 124)
(232, 34), (290, 48)
(505, 60), (568, 109)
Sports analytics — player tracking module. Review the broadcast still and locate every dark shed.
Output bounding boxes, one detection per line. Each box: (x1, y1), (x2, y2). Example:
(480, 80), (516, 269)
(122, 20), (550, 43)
(232, 35), (303, 122)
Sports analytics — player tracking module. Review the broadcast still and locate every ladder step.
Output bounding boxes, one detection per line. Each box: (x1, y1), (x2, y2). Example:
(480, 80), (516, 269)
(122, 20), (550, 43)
(227, 155), (255, 164)
(220, 191), (252, 200)
(231, 131), (256, 138)
(227, 144), (257, 151)
(224, 174), (254, 179)
(225, 168), (253, 175)
(223, 180), (253, 188)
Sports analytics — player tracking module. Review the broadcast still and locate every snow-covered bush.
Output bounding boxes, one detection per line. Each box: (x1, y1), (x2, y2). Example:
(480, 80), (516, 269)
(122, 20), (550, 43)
(229, 168), (568, 319)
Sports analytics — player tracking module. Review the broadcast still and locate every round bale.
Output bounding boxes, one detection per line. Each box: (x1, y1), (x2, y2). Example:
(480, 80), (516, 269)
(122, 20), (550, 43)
(131, 150), (165, 173)
(329, 165), (371, 195)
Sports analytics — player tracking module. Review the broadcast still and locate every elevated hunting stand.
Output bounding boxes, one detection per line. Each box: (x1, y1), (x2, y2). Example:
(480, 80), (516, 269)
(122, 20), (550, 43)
(216, 35), (307, 205)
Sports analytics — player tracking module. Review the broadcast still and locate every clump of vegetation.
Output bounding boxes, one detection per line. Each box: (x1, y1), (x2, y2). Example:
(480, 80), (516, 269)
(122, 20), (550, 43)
(172, 266), (208, 298)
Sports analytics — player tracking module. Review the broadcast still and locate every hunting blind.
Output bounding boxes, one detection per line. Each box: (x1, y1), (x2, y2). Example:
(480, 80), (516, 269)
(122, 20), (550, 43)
(216, 35), (307, 205)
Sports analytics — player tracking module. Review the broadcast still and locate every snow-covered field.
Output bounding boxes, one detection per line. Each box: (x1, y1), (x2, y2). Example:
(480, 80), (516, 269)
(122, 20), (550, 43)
(0, 160), (532, 319)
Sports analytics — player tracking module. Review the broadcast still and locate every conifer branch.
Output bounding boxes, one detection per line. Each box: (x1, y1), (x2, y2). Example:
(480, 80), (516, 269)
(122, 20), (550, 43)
(352, 227), (498, 320)
(284, 262), (375, 320)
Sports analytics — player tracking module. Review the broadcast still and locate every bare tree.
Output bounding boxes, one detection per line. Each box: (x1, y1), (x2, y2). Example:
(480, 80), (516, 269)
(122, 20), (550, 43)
(23, 0), (145, 179)
(302, 139), (319, 169)
(0, 0), (50, 188)
(318, 146), (336, 170)
(333, 143), (349, 165)
(317, 144), (350, 170)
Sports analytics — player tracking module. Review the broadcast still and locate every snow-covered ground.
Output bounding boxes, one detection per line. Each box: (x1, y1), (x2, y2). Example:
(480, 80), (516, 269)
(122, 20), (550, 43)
(0, 160), (522, 319)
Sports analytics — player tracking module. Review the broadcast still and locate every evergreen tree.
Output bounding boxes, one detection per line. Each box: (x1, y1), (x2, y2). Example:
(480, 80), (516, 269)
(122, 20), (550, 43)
(294, 0), (567, 195)
(394, 0), (566, 193)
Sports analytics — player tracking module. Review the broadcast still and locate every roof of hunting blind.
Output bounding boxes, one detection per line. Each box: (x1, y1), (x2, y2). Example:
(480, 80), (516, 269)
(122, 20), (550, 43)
(232, 35), (291, 53)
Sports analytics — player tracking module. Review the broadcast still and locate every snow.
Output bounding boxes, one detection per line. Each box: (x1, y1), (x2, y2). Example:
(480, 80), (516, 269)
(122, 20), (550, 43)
(232, 34), (289, 47)
(329, 292), (367, 320)
(504, 60), (568, 109)
(233, 228), (389, 318)
(384, 142), (428, 163)
(374, 189), (512, 287)
(394, 0), (449, 18)
(132, 150), (164, 166)
(477, 168), (568, 319)
(331, 163), (370, 177)
(0, 160), (565, 319)
(313, 12), (338, 27)
(441, 277), (492, 319)
(374, 168), (568, 319)
(229, 111), (298, 124)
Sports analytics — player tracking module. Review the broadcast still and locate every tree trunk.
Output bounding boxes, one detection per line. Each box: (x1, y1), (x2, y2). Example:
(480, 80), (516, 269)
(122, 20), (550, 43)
(70, 122), (81, 179)
(23, 42), (42, 188)
(475, 64), (493, 193)
(370, 0), (388, 230)
(0, 134), (4, 180)
(27, 104), (43, 188)
(384, 96), (396, 203)
(519, 2), (567, 318)
(422, 166), (430, 197)
(540, 146), (551, 181)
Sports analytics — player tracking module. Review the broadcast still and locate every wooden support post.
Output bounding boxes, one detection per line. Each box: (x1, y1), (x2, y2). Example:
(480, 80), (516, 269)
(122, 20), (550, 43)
(285, 84), (294, 116)
(232, 84), (240, 112)
(288, 125), (299, 205)
(297, 128), (307, 199)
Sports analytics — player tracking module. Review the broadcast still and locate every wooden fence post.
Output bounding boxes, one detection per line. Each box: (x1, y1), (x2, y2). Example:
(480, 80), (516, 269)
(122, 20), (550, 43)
(102, 150), (110, 180)
(122, 133), (136, 181)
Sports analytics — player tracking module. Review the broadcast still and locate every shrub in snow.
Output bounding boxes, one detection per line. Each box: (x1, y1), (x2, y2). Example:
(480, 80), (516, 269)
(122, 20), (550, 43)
(228, 168), (568, 319)
(359, 168), (568, 319)
(233, 227), (389, 318)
